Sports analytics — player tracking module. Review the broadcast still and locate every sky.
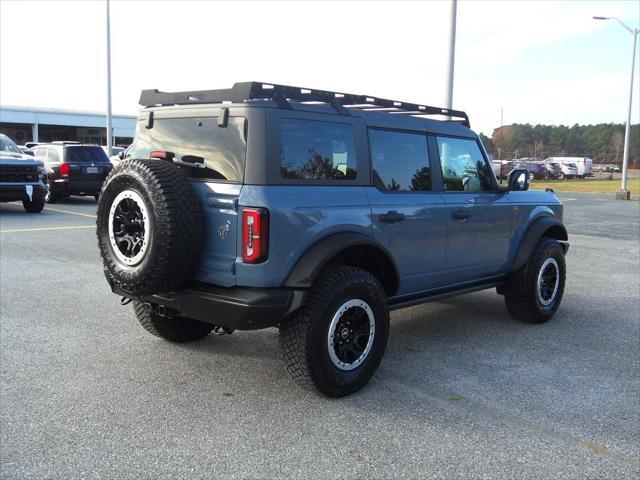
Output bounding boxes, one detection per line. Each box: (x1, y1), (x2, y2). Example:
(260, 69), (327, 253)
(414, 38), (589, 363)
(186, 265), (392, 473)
(1, 0), (639, 136)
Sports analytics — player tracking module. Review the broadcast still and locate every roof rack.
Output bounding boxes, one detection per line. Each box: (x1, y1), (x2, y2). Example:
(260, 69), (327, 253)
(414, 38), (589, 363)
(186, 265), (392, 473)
(139, 82), (470, 127)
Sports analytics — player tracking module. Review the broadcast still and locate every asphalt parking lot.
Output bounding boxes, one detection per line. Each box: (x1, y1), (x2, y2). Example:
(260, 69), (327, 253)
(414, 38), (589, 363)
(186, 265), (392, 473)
(1, 193), (639, 479)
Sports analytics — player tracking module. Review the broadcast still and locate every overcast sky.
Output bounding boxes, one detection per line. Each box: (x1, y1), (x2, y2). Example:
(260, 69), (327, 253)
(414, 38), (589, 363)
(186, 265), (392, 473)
(1, 0), (639, 135)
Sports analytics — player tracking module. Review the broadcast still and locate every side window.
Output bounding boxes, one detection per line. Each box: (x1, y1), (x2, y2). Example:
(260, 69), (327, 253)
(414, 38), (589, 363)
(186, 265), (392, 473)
(369, 129), (431, 191)
(34, 147), (47, 161)
(280, 119), (356, 180)
(47, 147), (60, 163)
(436, 137), (494, 192)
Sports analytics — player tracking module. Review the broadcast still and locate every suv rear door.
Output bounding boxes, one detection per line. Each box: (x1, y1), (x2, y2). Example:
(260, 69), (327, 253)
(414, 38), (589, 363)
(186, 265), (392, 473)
(435, 136), (512, 282)
(128, 111), (248, 287)
(367, 129), (447, 294)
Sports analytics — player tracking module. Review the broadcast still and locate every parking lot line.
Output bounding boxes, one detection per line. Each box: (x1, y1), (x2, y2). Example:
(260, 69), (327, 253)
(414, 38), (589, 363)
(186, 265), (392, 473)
(4, 202), (97, 219)
(0, 225), (95, 234)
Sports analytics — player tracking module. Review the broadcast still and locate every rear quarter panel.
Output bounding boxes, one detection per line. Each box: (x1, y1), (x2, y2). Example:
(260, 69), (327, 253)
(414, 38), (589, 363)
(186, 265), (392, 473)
(236, 186), (372, 288)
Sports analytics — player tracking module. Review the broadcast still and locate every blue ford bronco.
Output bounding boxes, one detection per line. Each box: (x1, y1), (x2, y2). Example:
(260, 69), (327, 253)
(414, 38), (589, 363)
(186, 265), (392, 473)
(96, 82), (569, 397)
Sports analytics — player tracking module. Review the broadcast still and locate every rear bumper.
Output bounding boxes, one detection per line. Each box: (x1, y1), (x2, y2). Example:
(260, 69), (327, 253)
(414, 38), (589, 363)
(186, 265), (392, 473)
(129, 283), (306, 331)
(51, 178), (104, 195)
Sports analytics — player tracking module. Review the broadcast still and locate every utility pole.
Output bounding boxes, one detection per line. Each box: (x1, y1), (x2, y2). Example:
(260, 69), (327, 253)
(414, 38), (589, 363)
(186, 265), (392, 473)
(445, 0), (457, 111)
(105, 0), (113, 156)
(594, 16), (639, 200)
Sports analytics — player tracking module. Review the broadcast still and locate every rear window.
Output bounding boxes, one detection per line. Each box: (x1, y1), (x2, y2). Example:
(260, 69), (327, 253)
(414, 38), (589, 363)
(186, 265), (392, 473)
(129, 116), (246, 182)
(65, 146), (109, 163)
(280, 119), (356, 180)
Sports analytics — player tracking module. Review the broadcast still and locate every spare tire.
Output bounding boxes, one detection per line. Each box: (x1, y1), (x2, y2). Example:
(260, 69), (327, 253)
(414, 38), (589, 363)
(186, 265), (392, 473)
(96, 159), (202, 296)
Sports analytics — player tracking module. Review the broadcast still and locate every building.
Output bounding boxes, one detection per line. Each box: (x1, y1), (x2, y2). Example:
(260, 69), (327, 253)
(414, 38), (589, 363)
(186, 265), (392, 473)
(0, 105), (136, 147)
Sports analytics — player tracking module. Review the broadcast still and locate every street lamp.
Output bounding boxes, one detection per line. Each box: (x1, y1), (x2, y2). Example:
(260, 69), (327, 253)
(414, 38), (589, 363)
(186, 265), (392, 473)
(594, 15), (639, 200)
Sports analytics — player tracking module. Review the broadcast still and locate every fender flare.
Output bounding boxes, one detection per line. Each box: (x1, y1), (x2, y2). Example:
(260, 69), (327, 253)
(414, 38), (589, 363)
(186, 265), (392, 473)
(509, 216), (568, 273)
(284, 232), (400, 289)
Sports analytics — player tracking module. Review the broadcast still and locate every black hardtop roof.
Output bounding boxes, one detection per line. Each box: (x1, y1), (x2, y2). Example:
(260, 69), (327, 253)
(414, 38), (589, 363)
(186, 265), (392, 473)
(139, 82), (472, 132)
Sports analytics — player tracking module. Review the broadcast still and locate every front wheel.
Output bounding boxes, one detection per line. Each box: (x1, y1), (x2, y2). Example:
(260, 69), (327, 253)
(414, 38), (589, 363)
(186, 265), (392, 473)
(22, 189), (45, 213)
(504, 238), (566, 324)
(279, 266), (389, 397)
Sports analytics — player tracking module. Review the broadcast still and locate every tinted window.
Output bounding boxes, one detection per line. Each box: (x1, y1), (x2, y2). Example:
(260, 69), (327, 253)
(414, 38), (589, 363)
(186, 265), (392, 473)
(47, 148), (60, 163)
(65, 146), (107, 163)
(436, 137), (494, 192)
(369, 129), (431, 191)
(280, 119), (356, 180)
(130, 117), (246, 182)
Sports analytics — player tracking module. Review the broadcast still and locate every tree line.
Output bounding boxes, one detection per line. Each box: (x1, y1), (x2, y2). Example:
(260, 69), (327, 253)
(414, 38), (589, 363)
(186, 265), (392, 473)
(479, 123), (640, 167)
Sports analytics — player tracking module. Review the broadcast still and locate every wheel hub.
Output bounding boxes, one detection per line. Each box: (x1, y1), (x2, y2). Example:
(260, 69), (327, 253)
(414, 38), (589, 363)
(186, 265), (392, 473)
(537, 257), (559, 306)
(327, 299), (375, 371)
(108, 190), (150, 266)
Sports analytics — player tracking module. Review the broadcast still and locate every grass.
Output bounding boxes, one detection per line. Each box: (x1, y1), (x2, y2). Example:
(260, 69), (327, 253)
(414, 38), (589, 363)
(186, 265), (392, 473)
(529, 178), (640, 195)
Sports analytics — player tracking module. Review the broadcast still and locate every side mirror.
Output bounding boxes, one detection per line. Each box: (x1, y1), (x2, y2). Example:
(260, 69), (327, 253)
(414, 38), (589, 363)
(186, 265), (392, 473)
(118, 151), (125, 159)
(508, 169), (530, 191)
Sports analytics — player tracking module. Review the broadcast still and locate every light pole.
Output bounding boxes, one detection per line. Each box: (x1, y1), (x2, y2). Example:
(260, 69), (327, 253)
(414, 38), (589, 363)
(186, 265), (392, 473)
(445, 0), (457, 111)
(105, 0), (113, 156)
(594, 15), (639, 200)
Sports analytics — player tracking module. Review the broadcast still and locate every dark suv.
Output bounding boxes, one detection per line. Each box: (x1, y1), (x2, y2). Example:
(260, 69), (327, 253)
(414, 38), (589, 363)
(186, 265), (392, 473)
(0, 133), (47, 212)
(96, 82), (569, 397)
(32, 142), (112, 203)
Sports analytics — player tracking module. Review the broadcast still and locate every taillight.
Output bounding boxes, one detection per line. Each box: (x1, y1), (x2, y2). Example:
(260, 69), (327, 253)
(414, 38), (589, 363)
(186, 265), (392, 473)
(60, 163), (69, 177)
(242, 207), (269, 263)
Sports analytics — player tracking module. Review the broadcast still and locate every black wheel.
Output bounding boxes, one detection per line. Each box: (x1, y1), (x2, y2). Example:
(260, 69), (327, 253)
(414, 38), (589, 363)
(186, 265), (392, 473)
(504, 238), (566, 324)
(45, 184), (57, 204)
(22, 189), (45, 213)
(133, 301), (213, 342)
(96, 159), (203, 296)
(279, 266), (389, 397)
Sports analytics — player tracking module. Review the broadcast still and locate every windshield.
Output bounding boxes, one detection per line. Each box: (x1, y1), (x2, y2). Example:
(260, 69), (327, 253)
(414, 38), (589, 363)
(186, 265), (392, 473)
(129, 116), (247, 182)
(65, 146), (109, 163)
(0, 135), (22, 154)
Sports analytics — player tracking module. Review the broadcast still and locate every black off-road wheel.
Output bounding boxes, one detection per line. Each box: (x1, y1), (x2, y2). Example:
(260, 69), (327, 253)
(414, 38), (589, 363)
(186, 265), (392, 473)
(279, 266), (389, 397)
(22, 189), (45, 213)
(133, 301), (213, 342)
(504, 237), (566, 324)
(96, 159), (202, 296)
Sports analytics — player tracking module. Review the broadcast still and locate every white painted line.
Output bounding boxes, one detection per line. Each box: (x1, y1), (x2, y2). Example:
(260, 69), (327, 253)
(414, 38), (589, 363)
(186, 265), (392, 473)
(0, 225), (95, 234)
(4, 201), (96, 218)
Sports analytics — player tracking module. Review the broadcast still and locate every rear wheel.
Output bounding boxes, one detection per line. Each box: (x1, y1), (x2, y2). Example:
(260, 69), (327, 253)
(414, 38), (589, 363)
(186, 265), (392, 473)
(504, 238), (566, 324)
(133, 301), (213, 342)
(279, 266), (389, 397)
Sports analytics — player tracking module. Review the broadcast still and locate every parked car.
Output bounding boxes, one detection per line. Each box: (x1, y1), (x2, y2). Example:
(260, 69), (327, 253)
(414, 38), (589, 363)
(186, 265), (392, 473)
(491, 159), (515, 179)
(592, 164), (606, 173)
(32, 143), (112, 203)
(96, 82), (569, 397)
(545, 157), (577, 179)
(543, 160), (563, 179)
(109, 145), (131, 168)
(0, 134), (47, 213)
(102, 145), (125, 158)
(546, 156), (592, 178)
(514, 158), (546, 180)
(18, 145), (34, 156)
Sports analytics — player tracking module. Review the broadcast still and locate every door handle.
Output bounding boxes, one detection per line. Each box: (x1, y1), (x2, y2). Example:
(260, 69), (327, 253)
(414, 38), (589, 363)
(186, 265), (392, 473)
(380, 211), (406, 223)
(451, 209), (472, 221)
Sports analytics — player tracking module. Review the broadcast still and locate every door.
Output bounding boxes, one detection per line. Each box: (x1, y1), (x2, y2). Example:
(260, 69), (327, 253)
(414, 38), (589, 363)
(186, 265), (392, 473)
(435, 136), (512, 283)
(367, 129), (447, 295)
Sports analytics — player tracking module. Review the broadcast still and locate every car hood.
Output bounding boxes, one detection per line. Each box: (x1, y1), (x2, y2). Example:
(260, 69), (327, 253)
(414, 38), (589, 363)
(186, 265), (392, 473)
(0, 152), (43, 167)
